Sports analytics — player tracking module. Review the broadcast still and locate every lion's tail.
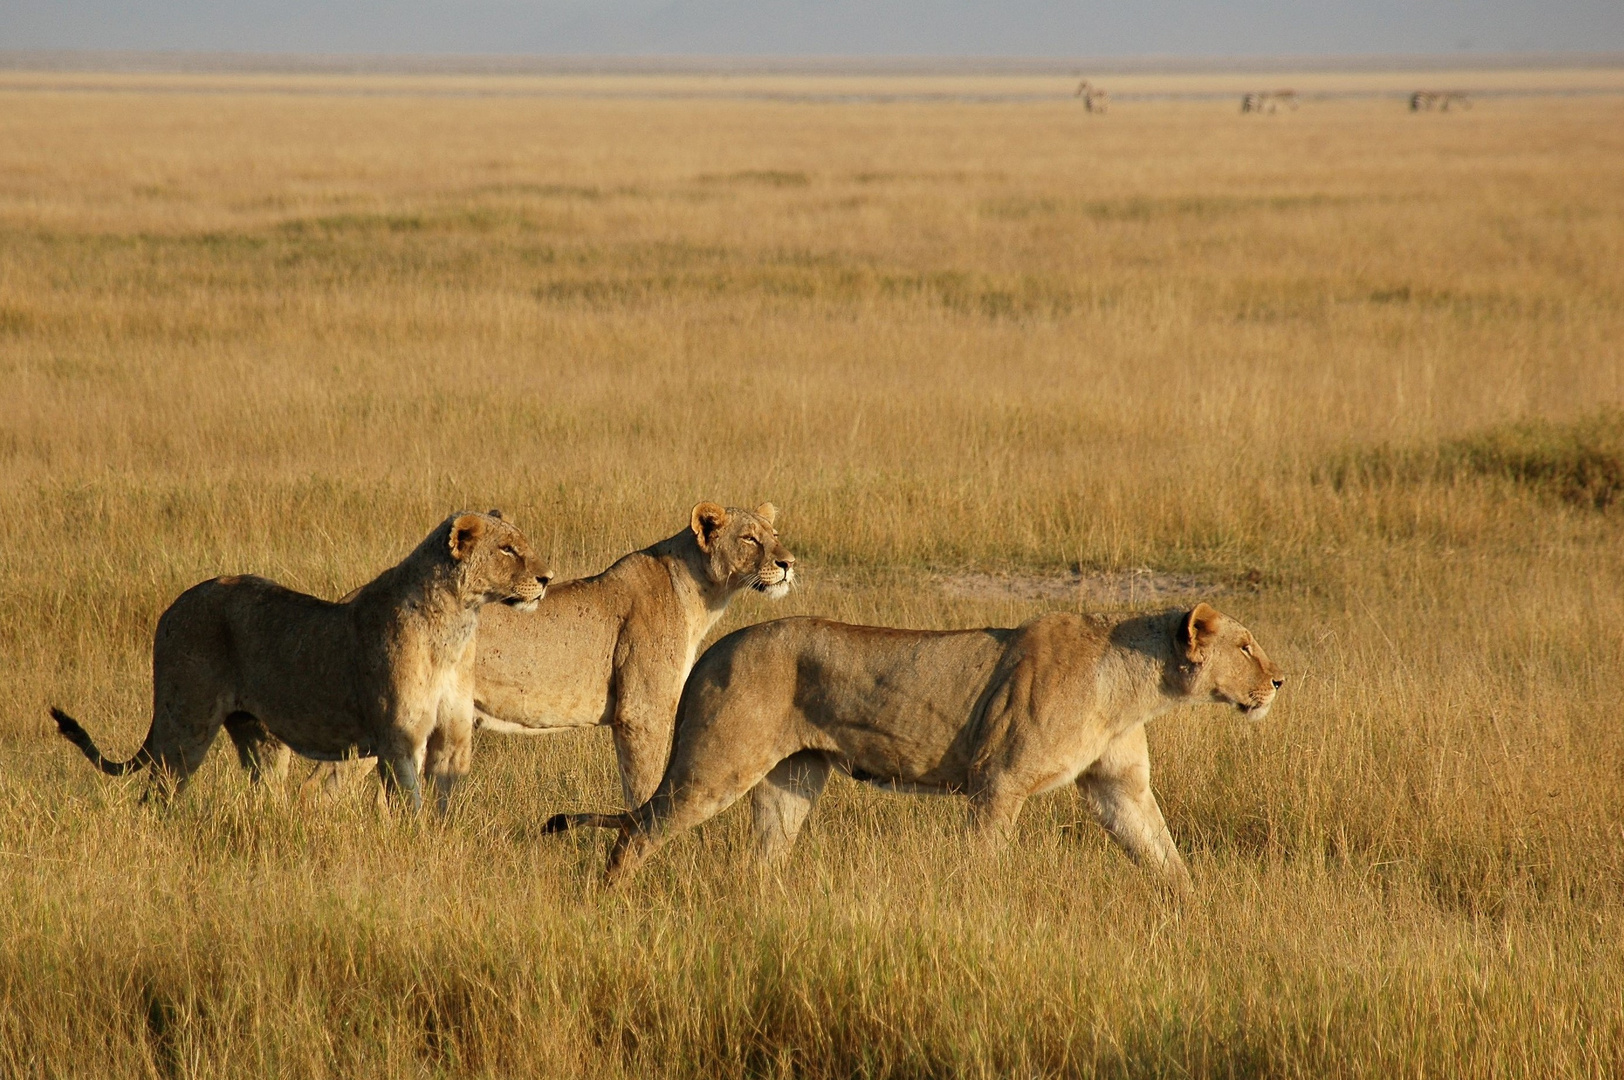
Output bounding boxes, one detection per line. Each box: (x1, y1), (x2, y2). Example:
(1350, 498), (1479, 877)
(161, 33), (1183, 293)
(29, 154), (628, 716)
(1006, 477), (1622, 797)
(543, 811), (630, 835)
(50, 707), (152, 776)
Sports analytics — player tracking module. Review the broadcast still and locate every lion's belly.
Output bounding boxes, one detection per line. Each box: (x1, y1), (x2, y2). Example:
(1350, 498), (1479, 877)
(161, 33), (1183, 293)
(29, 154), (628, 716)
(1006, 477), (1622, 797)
(239, 696), (374, 759)
(794, 627), (1008, 787)
(474, 643), (614, 730)
(822, 694), (986, 788)
(474, 684), (610, 731)
(219, 658), (374, 758)
(473, 597), (621, 729)
(475, 713), (583, 736)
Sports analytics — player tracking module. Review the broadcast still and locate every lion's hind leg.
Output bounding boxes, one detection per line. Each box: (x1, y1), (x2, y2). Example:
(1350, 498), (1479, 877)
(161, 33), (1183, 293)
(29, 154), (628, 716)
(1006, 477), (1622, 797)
(604, 677), (801, 883)
(749, 751), (831, 865)
(142, 697), (228, 804)
(138, 632), (243, 803)
(605, 795), (680, 884)
(223, 713), (291, 786)
(51, 672), (229, 802)
(606, 754), (785, 885)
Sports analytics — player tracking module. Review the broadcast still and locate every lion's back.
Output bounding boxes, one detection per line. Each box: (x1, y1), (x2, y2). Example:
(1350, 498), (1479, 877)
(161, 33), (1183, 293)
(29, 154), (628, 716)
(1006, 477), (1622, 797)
(156, 575), (351, 681)
(686, 616), (1013, 726)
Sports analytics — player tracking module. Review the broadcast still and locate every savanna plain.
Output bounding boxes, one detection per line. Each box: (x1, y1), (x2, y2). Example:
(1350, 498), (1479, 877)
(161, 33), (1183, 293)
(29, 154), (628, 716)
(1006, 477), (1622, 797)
(1, 68), (1622, 1078)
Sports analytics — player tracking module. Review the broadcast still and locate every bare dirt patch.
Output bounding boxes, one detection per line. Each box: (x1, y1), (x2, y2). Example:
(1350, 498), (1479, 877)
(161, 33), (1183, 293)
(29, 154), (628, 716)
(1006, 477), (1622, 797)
(938, 567), (1233, 606)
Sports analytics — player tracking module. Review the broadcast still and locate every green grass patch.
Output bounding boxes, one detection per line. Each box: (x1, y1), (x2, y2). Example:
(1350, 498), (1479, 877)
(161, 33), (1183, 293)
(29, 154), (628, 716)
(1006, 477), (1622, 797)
(1325, 410), (1624, 510)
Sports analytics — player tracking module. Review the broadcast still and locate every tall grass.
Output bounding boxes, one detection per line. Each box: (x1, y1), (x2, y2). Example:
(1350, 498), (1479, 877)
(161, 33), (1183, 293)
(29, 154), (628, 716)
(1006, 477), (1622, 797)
(0, 75), (1621, 1076)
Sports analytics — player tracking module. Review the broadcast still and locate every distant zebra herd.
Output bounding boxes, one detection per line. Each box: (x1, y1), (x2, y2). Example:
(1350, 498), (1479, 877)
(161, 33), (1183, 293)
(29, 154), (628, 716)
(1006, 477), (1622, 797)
(1070, 81), (1475, 116)
(1240, 90), (1298, 114)
(1409, 91), (1471, 111)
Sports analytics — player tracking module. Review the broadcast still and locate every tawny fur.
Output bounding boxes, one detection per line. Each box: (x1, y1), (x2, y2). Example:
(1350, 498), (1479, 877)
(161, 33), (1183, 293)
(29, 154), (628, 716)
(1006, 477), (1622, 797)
(558, 603), (1283, 893)
(51, 512), (551, 811)
(302, 502), (795, 809)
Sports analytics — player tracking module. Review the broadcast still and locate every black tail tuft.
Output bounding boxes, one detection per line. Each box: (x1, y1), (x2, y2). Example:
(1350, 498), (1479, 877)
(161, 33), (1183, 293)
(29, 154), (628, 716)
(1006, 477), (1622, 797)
(543, 813), (573, 834)
(50, 706), (147, 776)
(51, 706), (97, 754)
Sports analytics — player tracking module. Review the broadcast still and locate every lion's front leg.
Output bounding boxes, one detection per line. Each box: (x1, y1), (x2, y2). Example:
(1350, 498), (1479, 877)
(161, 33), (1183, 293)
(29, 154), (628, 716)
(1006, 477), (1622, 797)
(609, 669), (684, 808)
(376, 751), (424, 813)
(423, 703), (475, 816)
(611, 718), (671, 810)
(374, 717), (431, 814)
(421, 642), (478, 815)
(1077, 725), (1192, 898)
(966, 784), (1029, 849)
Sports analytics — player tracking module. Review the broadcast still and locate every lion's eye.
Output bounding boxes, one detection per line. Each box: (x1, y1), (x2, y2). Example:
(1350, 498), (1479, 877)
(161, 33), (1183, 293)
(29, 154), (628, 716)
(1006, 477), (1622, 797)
(500, 546), (518, 558)
(1240, 644), (1253, 656)
(742, 536), (760, 546)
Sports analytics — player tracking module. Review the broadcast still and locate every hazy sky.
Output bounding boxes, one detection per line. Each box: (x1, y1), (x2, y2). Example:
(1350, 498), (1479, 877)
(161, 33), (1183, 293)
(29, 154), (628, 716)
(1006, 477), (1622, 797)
(4, 0), (1620, 57)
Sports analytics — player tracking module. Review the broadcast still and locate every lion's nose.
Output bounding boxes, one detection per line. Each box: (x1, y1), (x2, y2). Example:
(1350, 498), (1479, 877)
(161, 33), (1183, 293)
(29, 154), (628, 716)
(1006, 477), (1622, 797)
(537, 572), (553, 588)
(776, 557), (794, 572)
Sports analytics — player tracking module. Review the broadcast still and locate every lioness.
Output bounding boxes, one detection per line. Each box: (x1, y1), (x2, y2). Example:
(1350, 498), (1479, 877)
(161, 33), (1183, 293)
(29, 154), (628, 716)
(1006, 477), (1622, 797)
(51, 511), (551, 810)
(298, 501), (795, 809)
(556, 603), (1283, 891)
(473, 501), (794, 806)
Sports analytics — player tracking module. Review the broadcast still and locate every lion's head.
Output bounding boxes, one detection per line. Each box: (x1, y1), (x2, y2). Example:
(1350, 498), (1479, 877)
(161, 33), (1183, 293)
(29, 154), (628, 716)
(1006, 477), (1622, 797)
(1176, 603), (1284, 720)
(448, 510), (552, 612)
(689, 502), (796, 600)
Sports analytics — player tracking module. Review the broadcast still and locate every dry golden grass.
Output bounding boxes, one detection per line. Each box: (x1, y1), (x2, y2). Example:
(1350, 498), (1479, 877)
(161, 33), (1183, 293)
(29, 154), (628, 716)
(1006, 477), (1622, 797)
(1, 72), (1622, 1077)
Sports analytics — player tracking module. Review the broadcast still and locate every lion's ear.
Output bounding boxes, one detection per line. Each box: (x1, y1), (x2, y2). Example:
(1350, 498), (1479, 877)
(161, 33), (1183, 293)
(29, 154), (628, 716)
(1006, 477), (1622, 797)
(449, 513), (486, 561)
(690, 502), (729, 552)
(487, 508), (503, 520)
(1183, 602), (1223, 664)
(754, 502), (778, 526)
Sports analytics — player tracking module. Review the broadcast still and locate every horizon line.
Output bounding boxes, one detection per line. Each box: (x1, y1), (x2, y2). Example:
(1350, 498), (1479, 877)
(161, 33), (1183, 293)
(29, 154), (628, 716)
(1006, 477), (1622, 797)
(5, 48), (1624, 78)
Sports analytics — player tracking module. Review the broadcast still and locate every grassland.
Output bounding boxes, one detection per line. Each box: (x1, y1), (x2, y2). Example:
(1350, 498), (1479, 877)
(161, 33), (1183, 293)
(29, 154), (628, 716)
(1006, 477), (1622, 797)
(1, 69), (1622, 1077)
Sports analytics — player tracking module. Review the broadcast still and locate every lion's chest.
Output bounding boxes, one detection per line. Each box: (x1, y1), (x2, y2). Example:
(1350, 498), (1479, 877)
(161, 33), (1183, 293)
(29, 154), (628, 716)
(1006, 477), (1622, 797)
(380, 616), (477, 731)
(1025, 730), (1118, 794)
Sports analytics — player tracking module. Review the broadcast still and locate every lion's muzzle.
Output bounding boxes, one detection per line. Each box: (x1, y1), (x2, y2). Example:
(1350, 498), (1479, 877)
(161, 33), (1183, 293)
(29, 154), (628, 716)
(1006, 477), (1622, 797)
(752, 564), (795, 600)
(1239, 677), (1283, 721)
(503, 572), (550, 612)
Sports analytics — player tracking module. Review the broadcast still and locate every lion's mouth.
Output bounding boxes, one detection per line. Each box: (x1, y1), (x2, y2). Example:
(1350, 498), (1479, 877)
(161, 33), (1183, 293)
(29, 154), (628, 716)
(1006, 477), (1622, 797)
(1238, 699), (1273, 721)
(503, 584), (545, 611)
(751, 570), (794, 600)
